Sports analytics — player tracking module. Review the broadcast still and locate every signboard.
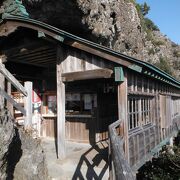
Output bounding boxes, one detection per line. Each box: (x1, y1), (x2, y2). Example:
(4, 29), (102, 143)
(114, 67), (124, 82)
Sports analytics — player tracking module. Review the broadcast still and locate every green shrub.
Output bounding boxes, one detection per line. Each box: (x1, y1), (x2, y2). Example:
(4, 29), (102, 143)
(144, 18), (159, 31)
(135, 2), (160, 46)
(173, 50), (180, 57)
(146, 29), (154, 41)
(137, 144), (180, 180)
(141, 2), (150, 16)
(125, 0), (135, 3)
(153, 40), (164, 46)
(154, 57), (173, 76)
(148, 48), (155, 55)
(173, 60), (180, 69)
(136, 2), (150, 16)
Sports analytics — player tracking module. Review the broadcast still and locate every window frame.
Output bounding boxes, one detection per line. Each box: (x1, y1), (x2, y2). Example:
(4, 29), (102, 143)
(128, 95), (154, 131)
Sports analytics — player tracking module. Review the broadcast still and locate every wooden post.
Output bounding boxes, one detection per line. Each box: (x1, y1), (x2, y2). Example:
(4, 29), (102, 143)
(24, 81), (32, 129)
(7, 82), (14, 116)
(0, 62), (5, 109)
(57, 46), (66, 159)
(117, 70), (129, 162)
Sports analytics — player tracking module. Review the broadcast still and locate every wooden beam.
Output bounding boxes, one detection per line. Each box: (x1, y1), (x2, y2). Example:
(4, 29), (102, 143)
(24, 55), (56, 63)
(117, 70), (129, 161)
(57, 46), (66, 159)
(24, 81), (32, 129)
(66, 41), (132, 67)
(4, 21), (133, 68)
(3, 41), (53, 57)
(9, 50), (56, 61)
(7, 59), (48, 68)
(62, 68), (113, 82)
(9, 55), (56, 64)
(0, 63), (27, 96)
(0, 86), (26, 115)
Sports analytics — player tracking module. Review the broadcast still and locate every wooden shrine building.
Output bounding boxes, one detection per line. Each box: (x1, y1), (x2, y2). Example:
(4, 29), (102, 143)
(0, 12), (180, 175)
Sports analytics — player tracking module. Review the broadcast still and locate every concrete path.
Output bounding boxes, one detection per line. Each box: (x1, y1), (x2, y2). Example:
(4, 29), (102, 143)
(41, 138), (109, 180)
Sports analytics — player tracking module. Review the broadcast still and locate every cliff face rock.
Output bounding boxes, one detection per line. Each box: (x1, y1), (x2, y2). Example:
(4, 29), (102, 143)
(23, 0), (144, 58)
(1, 0), (178, 79)
(76, 0), (145, 59)
(0, 110), (15, 179)
(0, 109), (48, 180)
(143, 30), (180, 78)
(13, 130), (48, 180)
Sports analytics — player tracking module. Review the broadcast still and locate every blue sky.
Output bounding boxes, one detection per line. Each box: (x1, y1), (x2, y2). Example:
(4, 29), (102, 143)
(136, 0), (180, 45)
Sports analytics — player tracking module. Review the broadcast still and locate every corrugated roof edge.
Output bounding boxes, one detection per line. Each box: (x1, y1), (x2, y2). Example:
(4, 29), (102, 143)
(1, 15), (180, 88)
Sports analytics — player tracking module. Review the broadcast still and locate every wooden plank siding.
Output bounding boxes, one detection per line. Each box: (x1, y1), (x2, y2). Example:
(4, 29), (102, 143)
(41, 117), (57, 138)
(65, 117), (95, 143)
(60, 46), (114, 75)
(127, 70), (180, 170)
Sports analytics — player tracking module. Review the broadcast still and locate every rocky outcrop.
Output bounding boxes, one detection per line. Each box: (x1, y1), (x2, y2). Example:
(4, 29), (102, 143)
(13, 130), (48, 180)
(0, 109), (15, 179)
(22, 0), (144, 56)
(143, 30), (180, 79)
(0, 109), (48, 180)
(21, 0), (180, 80)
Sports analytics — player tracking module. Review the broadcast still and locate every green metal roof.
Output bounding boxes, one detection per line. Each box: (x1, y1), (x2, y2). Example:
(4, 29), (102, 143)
(0, 14), (180, 89)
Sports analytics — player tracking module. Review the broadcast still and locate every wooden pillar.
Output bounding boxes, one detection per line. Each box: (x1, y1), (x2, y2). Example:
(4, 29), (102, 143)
(117, 70), (129, 161)
(56, 46), (66, 159)
(7, 82), (13, 116)
(24, 81), (32, 129)
(0, 62), (5, 109)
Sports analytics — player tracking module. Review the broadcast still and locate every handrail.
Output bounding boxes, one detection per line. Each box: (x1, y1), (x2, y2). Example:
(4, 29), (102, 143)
(109, 120), (135, 180)
(0, 86), (26, 115)
(0, 63), (27, 116)
(0, 63), (27, 96)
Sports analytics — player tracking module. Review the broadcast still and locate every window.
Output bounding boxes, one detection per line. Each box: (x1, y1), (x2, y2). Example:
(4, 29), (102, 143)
(128, 98), (139, 129)
(65, 93), (97, 115)
(141, 98), (151, 125)
(128, 96), (153, 130)
(66, 93), (81, 113)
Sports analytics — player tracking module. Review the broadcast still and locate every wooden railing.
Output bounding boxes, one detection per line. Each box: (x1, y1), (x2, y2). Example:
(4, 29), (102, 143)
(109, 120), (135, 180)
(0, 63), (32, 129)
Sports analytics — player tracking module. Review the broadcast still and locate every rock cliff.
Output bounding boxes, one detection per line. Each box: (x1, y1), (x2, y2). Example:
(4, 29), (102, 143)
(22, 0), (180, 79)
(0, 109), (48, 180)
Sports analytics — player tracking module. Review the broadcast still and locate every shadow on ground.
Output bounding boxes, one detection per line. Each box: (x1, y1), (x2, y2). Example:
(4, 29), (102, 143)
(72, 142), (109, 180)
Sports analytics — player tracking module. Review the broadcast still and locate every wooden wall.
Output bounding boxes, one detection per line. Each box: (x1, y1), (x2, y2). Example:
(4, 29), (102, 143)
(127, 70), (180, 169)
(65, 116), (95, 143)
(41, 117), (57, 138)
(60, 46), (114, 74)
